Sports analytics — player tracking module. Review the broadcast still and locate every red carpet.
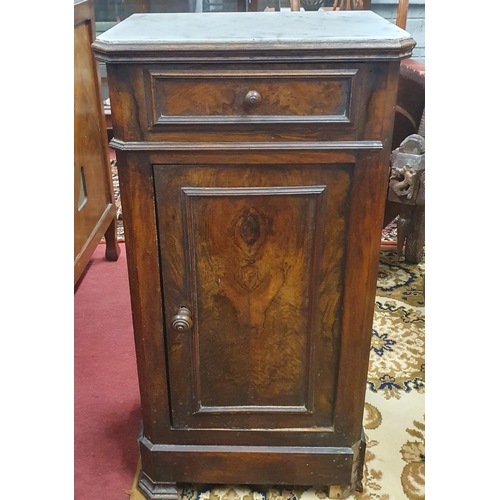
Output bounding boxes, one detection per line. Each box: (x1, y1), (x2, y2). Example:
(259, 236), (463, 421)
(74, 242), (140, 500)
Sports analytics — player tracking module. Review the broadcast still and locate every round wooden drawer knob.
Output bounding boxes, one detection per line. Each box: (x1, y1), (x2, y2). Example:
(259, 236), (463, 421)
(245, 90), (262, 108)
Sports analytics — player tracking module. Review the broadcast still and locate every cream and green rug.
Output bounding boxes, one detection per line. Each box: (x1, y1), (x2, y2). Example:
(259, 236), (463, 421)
(129, 250), (424, 500)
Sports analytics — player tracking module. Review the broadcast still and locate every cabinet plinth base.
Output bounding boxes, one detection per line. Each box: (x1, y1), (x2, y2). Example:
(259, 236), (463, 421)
(138, 431), (366, 498)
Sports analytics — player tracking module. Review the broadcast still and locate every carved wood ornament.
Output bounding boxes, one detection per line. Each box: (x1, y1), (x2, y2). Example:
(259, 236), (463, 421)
(388, 134), (425, 263)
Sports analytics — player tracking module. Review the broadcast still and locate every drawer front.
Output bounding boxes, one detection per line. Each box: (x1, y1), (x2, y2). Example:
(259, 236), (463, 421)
(146, 69), (358, 128)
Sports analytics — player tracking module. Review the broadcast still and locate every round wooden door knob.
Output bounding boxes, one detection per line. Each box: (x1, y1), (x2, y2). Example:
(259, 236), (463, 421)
(171, 306), (193, 331)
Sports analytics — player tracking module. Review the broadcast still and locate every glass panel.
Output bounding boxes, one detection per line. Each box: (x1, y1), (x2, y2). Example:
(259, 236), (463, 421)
(94, 0), (146, 23)
(92, 0), (317, 22)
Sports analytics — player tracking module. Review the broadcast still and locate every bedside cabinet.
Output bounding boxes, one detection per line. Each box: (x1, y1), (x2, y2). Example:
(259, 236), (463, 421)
(93, 11), (414, 499)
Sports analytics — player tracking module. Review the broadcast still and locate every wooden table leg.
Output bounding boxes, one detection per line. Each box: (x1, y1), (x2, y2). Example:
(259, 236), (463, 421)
(104, 217), (121, 261)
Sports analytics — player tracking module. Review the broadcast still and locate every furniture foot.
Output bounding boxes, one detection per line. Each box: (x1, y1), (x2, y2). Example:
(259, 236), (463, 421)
(104, 217), (120, 261)
(328, 485), (352, 499)
(138, 471), (178, 500)
(354, 429), (367, 492)
(328, 429), (366, 498)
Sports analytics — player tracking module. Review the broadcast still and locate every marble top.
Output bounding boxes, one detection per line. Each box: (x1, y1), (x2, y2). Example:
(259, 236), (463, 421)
(96, 11), (412, 47)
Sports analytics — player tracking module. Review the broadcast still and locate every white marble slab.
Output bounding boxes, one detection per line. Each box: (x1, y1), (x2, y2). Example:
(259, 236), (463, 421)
(96, 11), (412, 46)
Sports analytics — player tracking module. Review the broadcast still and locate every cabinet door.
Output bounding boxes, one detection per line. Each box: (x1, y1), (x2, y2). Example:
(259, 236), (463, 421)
(154, 162), (352, 430)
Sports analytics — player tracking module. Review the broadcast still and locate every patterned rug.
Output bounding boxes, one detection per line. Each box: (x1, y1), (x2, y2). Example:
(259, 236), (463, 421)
(128, 250), (425, 500)
(110, 159), (124, 241)
(108, 160), (399, 245)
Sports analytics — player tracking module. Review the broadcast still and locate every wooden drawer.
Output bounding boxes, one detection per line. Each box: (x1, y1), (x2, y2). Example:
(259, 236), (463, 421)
(145, 68), (359, 129)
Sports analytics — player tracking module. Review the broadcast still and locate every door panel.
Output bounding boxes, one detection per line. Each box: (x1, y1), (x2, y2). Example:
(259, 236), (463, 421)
(153, 163), (353, 430)
(184, 185), (324, 412)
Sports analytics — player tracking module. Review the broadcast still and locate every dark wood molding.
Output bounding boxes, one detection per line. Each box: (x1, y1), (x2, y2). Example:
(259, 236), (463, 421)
(110, 139), (384, 151)
(93, 41), (415, 64)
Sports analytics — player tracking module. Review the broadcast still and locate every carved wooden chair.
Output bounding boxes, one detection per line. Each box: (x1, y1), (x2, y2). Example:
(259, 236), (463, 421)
(280, 0), (423, 263)
(383, 61), (425, 263)
(242, 0), (372, 13)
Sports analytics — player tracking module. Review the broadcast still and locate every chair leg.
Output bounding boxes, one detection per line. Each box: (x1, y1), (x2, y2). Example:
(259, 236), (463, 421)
(404, 205), (425, 264)
(397, 205), (412, 259)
